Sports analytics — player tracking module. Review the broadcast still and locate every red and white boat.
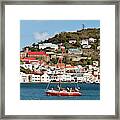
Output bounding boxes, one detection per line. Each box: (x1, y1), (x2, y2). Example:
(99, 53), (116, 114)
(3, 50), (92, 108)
(46, 88), (81, 96)
(46, 89), (81, 96)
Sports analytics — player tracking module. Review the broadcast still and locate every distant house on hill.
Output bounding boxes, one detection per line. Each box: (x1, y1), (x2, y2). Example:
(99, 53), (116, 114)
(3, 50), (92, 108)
(89, 38), (96, 42)
(81, 39), (92, 49)
(39, 43), (58, 50)
(81, 39), (89, 46)
(68, 48), (82, 55)
(69, 39), (77, 44)
(93, 61), (99, 66)
(97, 46), (100, 50)
(82, 45), (91, 49)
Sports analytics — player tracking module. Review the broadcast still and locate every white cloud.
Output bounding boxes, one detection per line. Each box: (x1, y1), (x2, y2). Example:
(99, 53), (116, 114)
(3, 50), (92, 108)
(33, 32), (50, 42)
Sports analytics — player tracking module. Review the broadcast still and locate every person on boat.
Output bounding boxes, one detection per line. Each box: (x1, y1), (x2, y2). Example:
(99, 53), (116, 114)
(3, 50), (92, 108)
(77, 87), (81, 90)
(75, 87), (79, 92)
(67, 87), (70, 92)
(57, 85), (61, 91)
(51, 88), (54, 92)
(70, 88), (72, 92)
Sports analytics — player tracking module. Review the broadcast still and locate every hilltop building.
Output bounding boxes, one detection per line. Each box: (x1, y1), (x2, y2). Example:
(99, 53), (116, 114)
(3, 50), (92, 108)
(39, 43), (58, 50)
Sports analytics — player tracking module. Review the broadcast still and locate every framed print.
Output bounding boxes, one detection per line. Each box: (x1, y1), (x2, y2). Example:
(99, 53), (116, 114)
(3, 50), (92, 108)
(0, 0), (119, 119)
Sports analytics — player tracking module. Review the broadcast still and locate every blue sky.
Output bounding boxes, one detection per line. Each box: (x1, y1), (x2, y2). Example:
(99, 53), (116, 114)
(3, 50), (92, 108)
(20, 20), (100, 50)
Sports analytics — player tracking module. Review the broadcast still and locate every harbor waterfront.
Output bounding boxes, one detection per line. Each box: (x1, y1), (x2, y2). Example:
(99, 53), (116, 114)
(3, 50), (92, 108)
(20, 20), (100, 100)
(20, 83), (100, 100)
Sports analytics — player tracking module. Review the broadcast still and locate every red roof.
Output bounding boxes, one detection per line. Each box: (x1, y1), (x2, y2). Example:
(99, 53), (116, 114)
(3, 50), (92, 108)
(56, 63), (65, 68)
(28, 51), (45, 55)
(24, 57), (36, 60)
(21, 57), (36, 61)
(66, 66), (75, 68)
(28, 51), (48, 56)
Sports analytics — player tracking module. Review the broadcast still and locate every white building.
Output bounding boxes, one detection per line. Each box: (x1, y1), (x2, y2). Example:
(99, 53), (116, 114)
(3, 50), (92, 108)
(31, 74), (41, 83)
(82, 45), (91, 48)
(81, 39), (89, 45)
(59, 74), (71, 82)
(97, 46), (100, 50)
(50, 75), (59, 82)
(94, 70), (99, 76)
(41, 73), (50, 83)
(20, 72), (31, 83)
(33, 62), (40, 69)
(88, 65), (93, 70)
(89, 38), (96, 42)
(20, 64), (33, 71)
(39, 43), (58, 50)
(82, 73), (92, 83)
(69, 39), (77, 44)
(93, 61), (99, 66)
(76, 74), (84, 82)
(93, 75), (100, 83)
(68, 48), (82, 54)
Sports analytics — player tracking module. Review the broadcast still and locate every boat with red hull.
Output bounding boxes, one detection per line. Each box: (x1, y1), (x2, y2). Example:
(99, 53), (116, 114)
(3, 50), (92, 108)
(46, 89), (81, 96)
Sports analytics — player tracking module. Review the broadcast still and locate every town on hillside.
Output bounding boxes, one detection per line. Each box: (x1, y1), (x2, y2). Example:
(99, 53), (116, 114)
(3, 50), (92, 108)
(20, 28), (100, 84)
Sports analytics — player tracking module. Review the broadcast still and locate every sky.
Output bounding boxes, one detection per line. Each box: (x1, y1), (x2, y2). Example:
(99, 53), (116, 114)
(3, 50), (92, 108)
(20, 20), (100, 50)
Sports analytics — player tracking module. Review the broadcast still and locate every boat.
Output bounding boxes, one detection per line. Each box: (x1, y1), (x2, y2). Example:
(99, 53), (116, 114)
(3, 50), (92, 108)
(46, 87), (81, 96)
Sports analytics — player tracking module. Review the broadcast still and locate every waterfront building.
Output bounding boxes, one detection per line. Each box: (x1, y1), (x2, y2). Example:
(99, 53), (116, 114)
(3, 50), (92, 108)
(93, 75), (100, 83)
(60, 74), (72, 82)
(31, 74), (41, 83)
(40, 73), (51, 83)
(20, 72), (32, 83)
(76, 74), (84, 82)
(49, 74), (58, 82)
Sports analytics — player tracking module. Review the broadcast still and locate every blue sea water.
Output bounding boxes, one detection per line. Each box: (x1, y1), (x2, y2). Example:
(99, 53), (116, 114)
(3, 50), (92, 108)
(20, 83), (100, 100)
